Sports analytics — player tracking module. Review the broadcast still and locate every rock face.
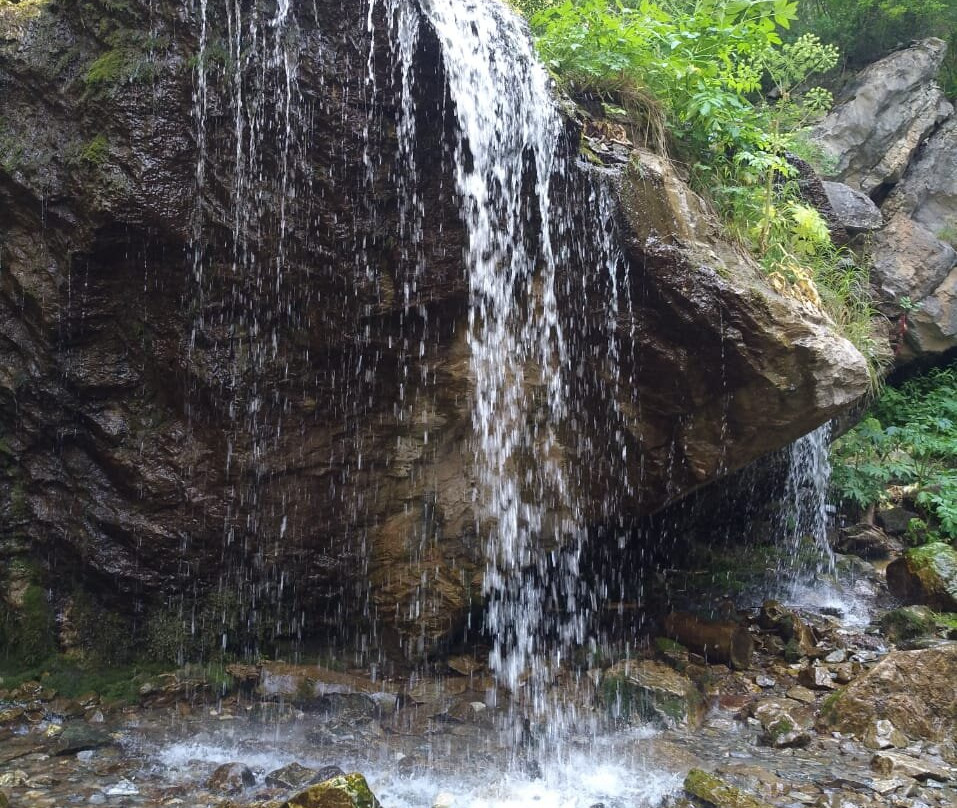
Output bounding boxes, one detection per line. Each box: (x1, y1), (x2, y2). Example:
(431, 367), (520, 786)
(813, 39), (957, 364)
(812, 38), (953, 195)
(819, 644), (957, 742)
(0, 0), (870, 659)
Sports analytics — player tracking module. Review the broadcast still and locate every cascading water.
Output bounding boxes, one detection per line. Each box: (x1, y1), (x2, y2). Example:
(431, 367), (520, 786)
(775, 424), (871, 626)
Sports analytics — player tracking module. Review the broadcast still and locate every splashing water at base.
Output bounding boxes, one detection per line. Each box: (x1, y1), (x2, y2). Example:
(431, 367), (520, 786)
(775, 423), (872, 628)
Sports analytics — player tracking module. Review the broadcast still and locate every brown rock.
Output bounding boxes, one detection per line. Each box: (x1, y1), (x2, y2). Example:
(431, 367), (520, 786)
(799, 665), (836, 691)
(870, 750), (951, 781)
(603, 659), (704, 727)
(207, 763), (255, 794)
(663, 612), (753, 670)
(818, 643), (957, 742)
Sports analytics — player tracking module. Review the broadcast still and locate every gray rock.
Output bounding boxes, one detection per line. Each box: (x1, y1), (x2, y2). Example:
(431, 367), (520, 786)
(822, 181), (883, 231)
(265, 762), (319, 790)
(53, 723), (114, 756)
(870, 751), (951, 782)
(877, 506), (921, 536)
(812, 39), (953, 194)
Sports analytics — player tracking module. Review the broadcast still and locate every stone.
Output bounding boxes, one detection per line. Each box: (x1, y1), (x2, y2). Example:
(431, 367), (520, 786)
(758, 601), (818, 658)
(812, 39), (953, 194)
(870, 215), (956, 306)
(819, 643), (957, 742)
(754, 674), (776, 689)
(879, 606), (938, 644)
(877, 506), (921, 536)
(683, 768), (773, 808)
(786, 686), (818, 705)
(53, 723), (114, 755)
(864, 719), (909, 751)
(266, 763), (325, 790)
(602, 659), (703, 728)
(870, 751), (951, 782)
(752, 698), (814, 748)
(282, 773), (382, 808)
(799, 665), (836, 691)
(822, 181), (883, 232)
(207, 762), (256, 794)
(886, 543), (957, 611)
(0, 708), (25, 726)
(825, 649), (847, 664)
(835, 523), (902, 560)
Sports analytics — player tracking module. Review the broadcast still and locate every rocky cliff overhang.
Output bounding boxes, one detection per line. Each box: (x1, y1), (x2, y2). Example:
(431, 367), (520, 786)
(0, 0), (870, 655)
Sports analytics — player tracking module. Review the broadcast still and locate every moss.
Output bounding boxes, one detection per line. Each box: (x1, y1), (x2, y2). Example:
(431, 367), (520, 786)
(818, 687), (845, 723)
(767, 716), (794, 741)
(0, 655), (168, 705)
(4, 585), (57, 665)
(879, 606), (936, 643)
(683, 769), (769, 808)
(69, 589), (133, 666)
(78, 134), (110, 167)
(283, 773), (383, 808)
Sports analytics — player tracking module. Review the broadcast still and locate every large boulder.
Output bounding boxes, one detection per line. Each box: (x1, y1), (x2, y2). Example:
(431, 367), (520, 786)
(822, 181), (883, 233)
(819, 643), (957, 742)
(282, 773), (382, 808)
(0, 0), (871, 659)
(886, 542), (957, 611)
(812, 39), (953, 195)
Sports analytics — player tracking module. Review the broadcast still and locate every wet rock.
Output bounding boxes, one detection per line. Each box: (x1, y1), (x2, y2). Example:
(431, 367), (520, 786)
(207, 762), (255, 794)
(835, 523), (902, 560)
(824, 649), (847, 664)
(832, 662), (860, 685)
(864, 719), (909, 751)
(812, 38), (953, 194)
(282, 772), (382, 808)
(266, 764), (321, 790)
(879, 606), (938, 644)
(821, 181), (883, 232)
(0, 771), (29, 787)
(683, 768), (772, 808)
(53, 722), (114, 755)
(602, 659), (704, 728)
(752, 698), (814, 748)
(446, 656), (483, 676)
(870, 751), (952, 782)
(799, 664), (836, 691)
(819, 643), (957, 742)
(758, 601), (817, 659)
(0, 708), (25, 726)
(258, 663), (394, 704)
(886, 543), (957, 611)
(0, 790), (7, 808)
(662, 612), (753, 670)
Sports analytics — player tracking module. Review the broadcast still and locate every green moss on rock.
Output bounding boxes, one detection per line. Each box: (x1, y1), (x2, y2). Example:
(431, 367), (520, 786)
(282, 773), (382, 808)
(683, 768), (773, 808)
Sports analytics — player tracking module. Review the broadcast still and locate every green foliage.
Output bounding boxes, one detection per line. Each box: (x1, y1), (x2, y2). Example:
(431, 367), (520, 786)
(831, 364), (957, 539)
(0, 655), (168, 704)
(791, 0), (957, 94)
(2, 585), (57, 665)
(519, 1), (879, 366)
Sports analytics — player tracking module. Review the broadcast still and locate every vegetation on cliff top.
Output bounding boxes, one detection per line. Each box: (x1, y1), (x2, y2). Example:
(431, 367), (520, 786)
(511, 0), (886, 369)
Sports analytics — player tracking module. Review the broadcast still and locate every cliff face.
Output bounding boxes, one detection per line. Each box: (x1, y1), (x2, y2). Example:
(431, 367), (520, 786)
(0, 0), (869, 659)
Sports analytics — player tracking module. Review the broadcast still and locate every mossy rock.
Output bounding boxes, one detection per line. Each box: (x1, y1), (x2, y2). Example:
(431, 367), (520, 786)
(886, 542), (957, 611)
(879, 606), (937, 644)
(282, 773), (382, 808)
(683, 769), (773, 808)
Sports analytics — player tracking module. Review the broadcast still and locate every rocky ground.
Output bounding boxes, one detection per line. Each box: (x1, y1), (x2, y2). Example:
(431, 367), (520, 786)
(2, 527), (957, 808)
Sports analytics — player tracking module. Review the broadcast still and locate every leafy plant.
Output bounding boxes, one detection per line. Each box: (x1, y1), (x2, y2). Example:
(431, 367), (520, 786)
(831, 364), (957, 540)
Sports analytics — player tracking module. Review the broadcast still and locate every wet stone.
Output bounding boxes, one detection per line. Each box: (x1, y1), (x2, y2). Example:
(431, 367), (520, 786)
(870, 750), (952, 781)
(266, 763), (320, 790)
(207, 762), (256, 794)
(798, 665), (836, 691)
(53, 723), (114, 756)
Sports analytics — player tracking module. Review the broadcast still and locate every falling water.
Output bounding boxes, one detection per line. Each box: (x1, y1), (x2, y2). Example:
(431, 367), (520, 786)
(775, 424), (870, 625)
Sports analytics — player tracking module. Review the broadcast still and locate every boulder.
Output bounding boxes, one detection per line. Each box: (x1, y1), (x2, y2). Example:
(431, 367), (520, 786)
(876, 506), (920, 536)
(819, 643), (957, 742)
(812, 39), (953, 194)
(835, 523), (901, 560)
(282, 773), (382, 808)
(266, 763), (322, 790)
(822, 181), (883, 232)
(886, 542), (957, 611)
(752, 698), (814, 748)
(863, 719), (908, 751)
(602, 659), (703, 728)
(683, 769), (773, 808)
(879, 606), (938, 644)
